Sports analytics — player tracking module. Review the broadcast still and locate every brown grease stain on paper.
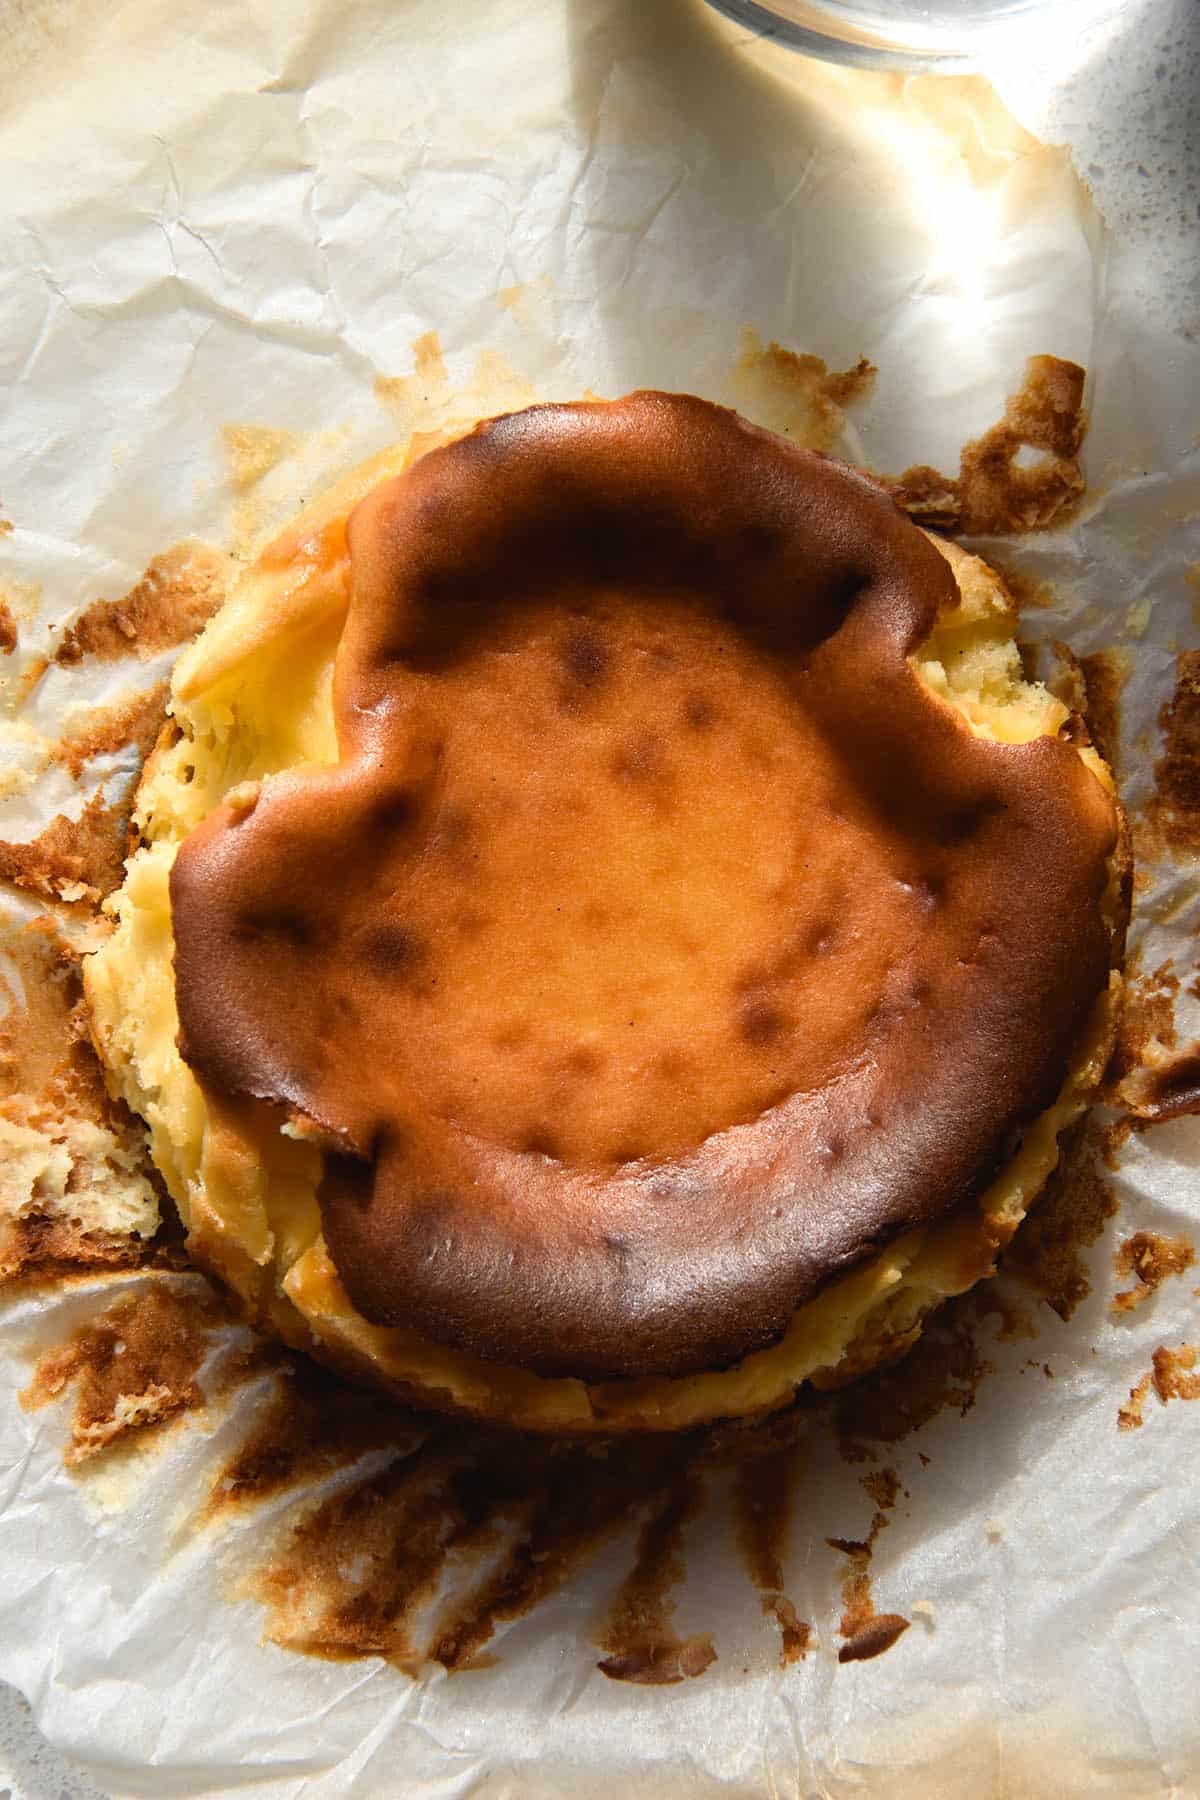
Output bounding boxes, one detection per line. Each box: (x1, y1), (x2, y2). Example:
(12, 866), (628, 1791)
(497, 277), (554, 328)
(968, 1286), (1038, 1343)
(0, 580), (43, 647)
(375, 330), (447, 411)
(222, 427), (305, 559)
(888, 356), (1086, 536)
(371, 328), (877, 465)
(729, 328), (875, 450)
(374, 335), (537, 449)
(733, 1449), (812, 1666)
(979, 556), (1059, 615)
(245, 1433), (485, 1670)
(595, 1478), (716, 1684)
(13, 1252), (999, 1681)
(223, 426), (302, 495)
(0, 599), (16, 655)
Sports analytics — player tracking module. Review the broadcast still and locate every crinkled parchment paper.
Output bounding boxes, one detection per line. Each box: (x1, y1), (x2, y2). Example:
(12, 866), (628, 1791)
(1, 0), (1199, 1794)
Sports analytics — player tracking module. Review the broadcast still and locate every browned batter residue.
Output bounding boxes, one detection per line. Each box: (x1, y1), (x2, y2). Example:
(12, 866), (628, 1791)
(837, 1611), (912, 1664)
(204, 1356), (411, 1519)
(0, 915), (159, 1283)
(1142, 651), (1200, 857)
(0, 789), (131, 904)
(733, 1449), (811, 1665)
(241, 1412), (694, 1675)
(1119, 1346), (1200, 1430)
(828, 1469), (910, 1664)
(429, 1442), (688, 1677)
(20, 1281), (224, 1465)
(2, 1215), (137, 1283)
(1006, 1126), (1117, 1321)
(1, 918), (96, 1108)
(596, 1479), (716, 1684)
(969, 1285), (1039, 1343)
(52, 543), (230, 667)
(765, 1592), (812, 1666)
(19, 1130), (1118, 1680)
(1107, 956), (1200, 1128)
(1113, 1233), (1196, 1313)
(239, 1221), (1074, 1673)
(831, 1300), (996, 1465)
(0, 670), (172, 906)
(887, 356), (1086, 536)
(1108, 961), (1178, 1091)
(0, 597), (16, 655)
(861, 1467), (901, 1511)
(1122, 1047), (1200, 1126)
(1152, 1345), (1200, 1404)
(1078, 651), (1126, 771)
(248, 1436), (494, 1671)
(1117, 1371), (1153, 1432)
(974, 555), (1057, 614)
(53, 681), (169, 780)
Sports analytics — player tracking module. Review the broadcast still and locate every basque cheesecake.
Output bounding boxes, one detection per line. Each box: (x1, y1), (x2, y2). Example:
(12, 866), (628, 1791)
(84, 392), (1124, 1431)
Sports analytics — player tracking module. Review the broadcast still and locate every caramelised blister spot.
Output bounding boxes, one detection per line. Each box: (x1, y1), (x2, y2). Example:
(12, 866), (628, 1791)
(558, 625), (612, 708)
(170, 392), (1118, 1381)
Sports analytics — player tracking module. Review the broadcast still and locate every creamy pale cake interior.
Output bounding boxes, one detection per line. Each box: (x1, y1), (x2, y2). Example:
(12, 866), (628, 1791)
(84, 393), (1124, 1432)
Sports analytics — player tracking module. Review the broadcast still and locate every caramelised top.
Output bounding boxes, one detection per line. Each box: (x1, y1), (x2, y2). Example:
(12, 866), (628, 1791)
(170, 393), (1118, 1381)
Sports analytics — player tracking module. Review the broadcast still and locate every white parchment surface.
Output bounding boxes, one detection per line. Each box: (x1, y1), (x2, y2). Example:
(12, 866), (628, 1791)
(1, 0), (1198, 1794)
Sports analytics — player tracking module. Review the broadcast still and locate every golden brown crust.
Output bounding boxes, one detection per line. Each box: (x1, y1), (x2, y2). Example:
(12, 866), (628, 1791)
(168, 392), (1119, 1383)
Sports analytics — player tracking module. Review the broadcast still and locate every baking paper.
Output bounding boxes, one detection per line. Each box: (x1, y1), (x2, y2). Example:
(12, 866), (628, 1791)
(1, 0), (1198, 1793)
